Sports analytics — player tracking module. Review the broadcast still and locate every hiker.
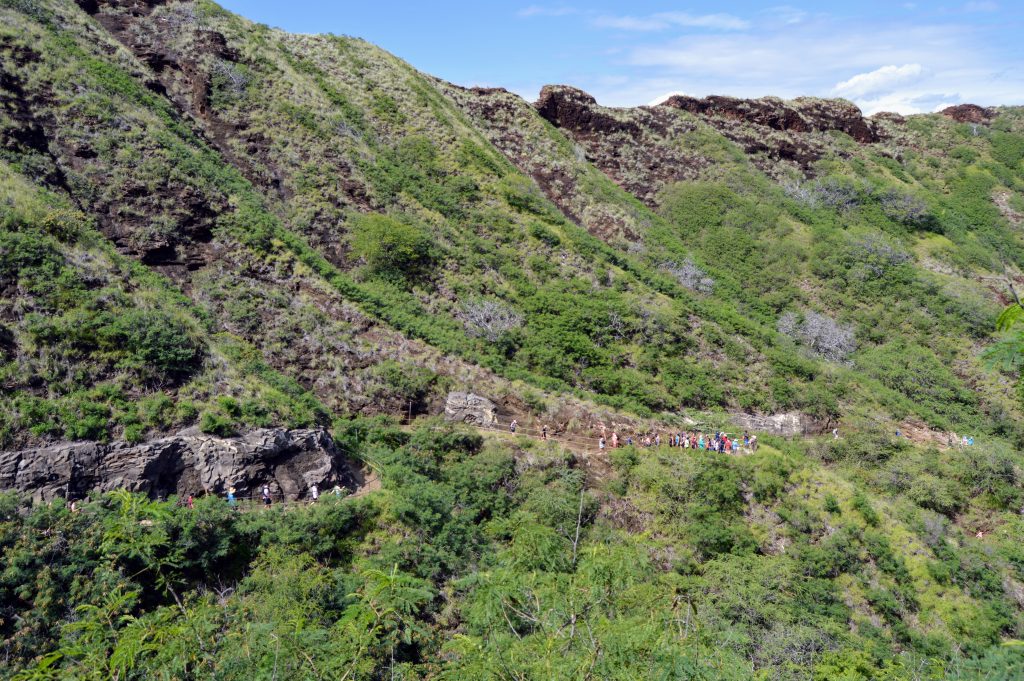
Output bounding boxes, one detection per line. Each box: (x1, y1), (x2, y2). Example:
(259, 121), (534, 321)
(655, 433), (661, 447)
(611, 431), (618, 448)
(832, 428), (839, 440)
(599, 436), (606, 451)
(310, 484), (319, 502)
(227, 486), (237, 509)
(331, 485), (343, 497)
(743, 432), (750, 447)
(626, 435), (633, 446)
(186, 494), (194, 510)
(261, 484), (272, 507)
(510, 419), (518, 433)
(541, 424), (548, 440)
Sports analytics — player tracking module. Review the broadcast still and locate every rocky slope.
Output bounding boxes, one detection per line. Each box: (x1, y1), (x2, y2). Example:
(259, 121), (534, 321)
(1, 2), (1024, 679)
(2, 0), (1024, 480)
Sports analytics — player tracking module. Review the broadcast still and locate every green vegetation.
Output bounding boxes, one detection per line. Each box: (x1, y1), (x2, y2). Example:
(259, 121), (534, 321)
(2, 422), (1022, 679)
(0, 0), (1023, 678)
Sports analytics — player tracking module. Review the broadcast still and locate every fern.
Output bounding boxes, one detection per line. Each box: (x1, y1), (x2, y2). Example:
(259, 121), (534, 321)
(997, 303), (1024, 332)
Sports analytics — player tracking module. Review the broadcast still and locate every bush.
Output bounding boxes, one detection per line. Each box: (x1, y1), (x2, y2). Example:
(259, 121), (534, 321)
(851, 492), (879, 526)
(457, 298), (523, 342)
(857, 342), (978, 428)
(661, 258), (715, 293)
(849, 233), (912, 277)
(101, 309), (203, 381)
(778, 310), (856, 363)
(990, 131), (1024, 168)
(199, 411), (236, 437)
(786, 176), (863, 211)
(879, 189), (930, 227)
(349, 213), (437, 282)
(659, 181), (737, 235)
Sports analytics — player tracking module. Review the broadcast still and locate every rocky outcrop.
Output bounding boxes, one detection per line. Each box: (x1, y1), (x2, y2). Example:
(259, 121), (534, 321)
(528, 85), (887, 201)
(536, 86), (641, 137)
(0, 427), (359, 503)
(939, 103), (995, 124)
(729, 412), (824, 437)
(662, 94), (880, 143)
(528, 85), (710, 205)
(444, 392), (498, 426)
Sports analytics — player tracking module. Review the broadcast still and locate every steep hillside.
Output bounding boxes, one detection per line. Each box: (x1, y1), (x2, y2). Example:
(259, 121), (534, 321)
(2, 0), (1024, 678)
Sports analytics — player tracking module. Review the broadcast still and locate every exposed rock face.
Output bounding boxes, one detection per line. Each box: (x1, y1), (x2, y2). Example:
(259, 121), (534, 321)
(529, 85), (890, 201)
(940, 103), (995, 124)
(536, 86), (641, 137)
(729, 412), (823, 437)
(0, 427), (358, 502)
(444, 392), (498, 426)
(662, 94), (880, 143)
(530, 85), (709, 205)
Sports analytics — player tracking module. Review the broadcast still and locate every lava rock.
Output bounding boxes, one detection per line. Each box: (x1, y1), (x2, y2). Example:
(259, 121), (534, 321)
(444, 392), (498, 426)
(0, 427), (357, 502)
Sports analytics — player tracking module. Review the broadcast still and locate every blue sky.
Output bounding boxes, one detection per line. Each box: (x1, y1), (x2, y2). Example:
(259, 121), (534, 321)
(218, 1), (1024, 114)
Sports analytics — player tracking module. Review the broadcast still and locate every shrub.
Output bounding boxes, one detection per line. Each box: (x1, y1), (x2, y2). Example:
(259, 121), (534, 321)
(369, 360), (439, 412)
(857, 342), (978, 428)
(457, 298), (523, 342)
(788, 177), (863, 211)
(879, 189), (929, 227)
(101, 310), (203, 382)
(499, 174), (550, 215)
(660, 258), (715, 293)
(209, 59), (251, 105)
(990, 131), (1024, 168)
(815, 429), (907, 464)
(199, 411), (236, 437)
(851, 492), (879, 526)
(349, 213), (437, 282)
(659, 181), (737, 235)
(849, 233), (912, 276)
(778, 310), (856, 363)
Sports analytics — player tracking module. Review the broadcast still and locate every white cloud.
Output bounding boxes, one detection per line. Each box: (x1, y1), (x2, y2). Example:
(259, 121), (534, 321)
(586, 19), (1024, 113)
(593, 15), (666, 31)
(592, 12), (750, 32)
(833, 64), (924, 98)
(647, 91), (687, 106)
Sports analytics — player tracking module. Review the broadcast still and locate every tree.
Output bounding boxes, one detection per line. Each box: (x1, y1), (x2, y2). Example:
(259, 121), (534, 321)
(349, 213), (437, 282)
(457, 299), (523, 342)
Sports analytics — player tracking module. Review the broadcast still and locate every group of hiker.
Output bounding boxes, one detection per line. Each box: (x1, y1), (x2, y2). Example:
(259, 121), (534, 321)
(508, 418), (756, 454)
(221, 482), (347, 509)
(597, 430), (756, 453)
